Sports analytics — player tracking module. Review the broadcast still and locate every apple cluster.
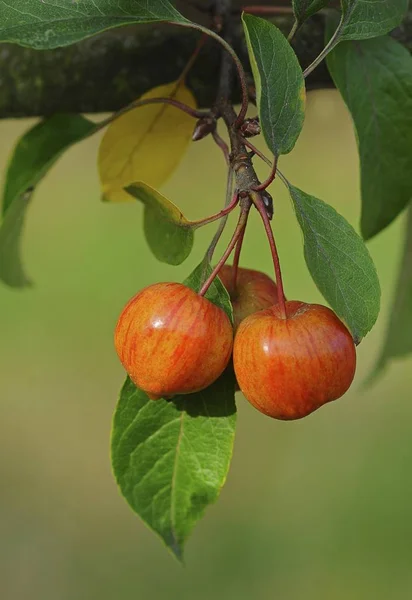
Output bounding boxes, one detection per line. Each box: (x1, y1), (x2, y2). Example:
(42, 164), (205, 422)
(114, 265), (356, 420)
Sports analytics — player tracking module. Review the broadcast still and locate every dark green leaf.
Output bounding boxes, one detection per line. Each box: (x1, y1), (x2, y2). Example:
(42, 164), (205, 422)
(372, 206), (412, 376)
(111, 260), (236, 560)
(326, 33), (412, 239)
(305, 1), (408, 74)
(283, 177), (381, 342)
(125, 183), (195, 266)
(339, 0), (408, 41)
(292, 0), (330, 26)
(242, 13), (306, 157)
(0, 0), (187, 49)
(0, 114), (96, 287)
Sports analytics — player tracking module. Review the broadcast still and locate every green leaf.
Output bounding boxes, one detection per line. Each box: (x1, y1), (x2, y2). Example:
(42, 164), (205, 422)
(372, 206), (412, 377)
(0, 189), (33, 288)
(282, 177), (381, 342)
(0, 114), (96, 287)
(242, 13), (306, 157)
(111, 261), (236, 560)
(0, 0), (187, 49)
(124, 183), (195, 266)
(326, 33), (412, 239)
(339, 0), (408, 41)
(306, 1), (408, 74)
(292, 0), (330, 27)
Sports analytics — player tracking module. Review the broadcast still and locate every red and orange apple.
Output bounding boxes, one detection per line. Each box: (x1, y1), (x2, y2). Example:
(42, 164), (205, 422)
(115, 282), (233, 399)
(233, 301), (356, 420)
(219, 264), (279, 331)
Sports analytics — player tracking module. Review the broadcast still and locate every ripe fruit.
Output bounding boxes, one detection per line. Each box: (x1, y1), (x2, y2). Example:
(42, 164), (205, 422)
(115, 282), (233, 399)
(233, 301), (356, 420)
(219, 265), (279, 331)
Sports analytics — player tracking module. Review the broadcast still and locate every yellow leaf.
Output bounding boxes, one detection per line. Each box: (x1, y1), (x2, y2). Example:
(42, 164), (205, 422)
(99, 82), (196, 202)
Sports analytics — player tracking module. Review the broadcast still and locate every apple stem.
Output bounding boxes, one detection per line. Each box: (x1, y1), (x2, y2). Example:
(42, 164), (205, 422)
(251, 191), (287, 319)
(199, 207), (250, 297)
(231, 221), (246, 291)
(193, 190), (239, 228)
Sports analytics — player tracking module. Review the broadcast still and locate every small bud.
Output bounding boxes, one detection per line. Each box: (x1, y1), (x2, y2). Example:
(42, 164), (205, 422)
(262, 190), (274, 220)
(240, 117), (260, 138)
(192, 116), (216, 141)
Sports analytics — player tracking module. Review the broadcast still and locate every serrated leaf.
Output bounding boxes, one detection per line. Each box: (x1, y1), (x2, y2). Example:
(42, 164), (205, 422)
(0, 114), (96, 288)
(111, 260), (235, 559)
(284, 179), (381, 342)
(372, 206), (412, 377)
(242, 13), (306, 157)
(99, 82), (196, 203)
(0, 0), (187, 49)
(292, 0), (330, 27)
(125, 182), (195, 265)
(326, 33), (412, 239)
(339, 0), (408, 41)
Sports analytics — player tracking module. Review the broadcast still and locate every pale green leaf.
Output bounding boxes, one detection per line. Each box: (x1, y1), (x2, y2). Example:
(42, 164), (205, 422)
(242, 13), (306, 157)
(0, 114), (96, 287)
(373, 206), (412, 376)
(125, 182), (194, 266)
(0, 0), (187, 49)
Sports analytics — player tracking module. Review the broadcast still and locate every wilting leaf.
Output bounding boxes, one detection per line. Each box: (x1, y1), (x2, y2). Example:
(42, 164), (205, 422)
(242, 13), (305, 157)
(125, 182), (195, 265)
(99, 82), (196, 203)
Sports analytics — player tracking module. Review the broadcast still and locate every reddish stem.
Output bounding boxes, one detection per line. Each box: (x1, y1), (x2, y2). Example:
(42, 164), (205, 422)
(98, 97), (208, 131)
(231, 221), (246, 291)
(199, 207), (250, 297)
(251, 191), (287, 318)
(212, 131), (230, 165)
(241, 137), (272, 167)
(252, 156), (278, 192)
(193, 190), (239, 228)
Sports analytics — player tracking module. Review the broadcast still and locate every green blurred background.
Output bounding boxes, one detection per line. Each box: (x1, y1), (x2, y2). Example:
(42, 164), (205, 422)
(1, 90), (411, 600)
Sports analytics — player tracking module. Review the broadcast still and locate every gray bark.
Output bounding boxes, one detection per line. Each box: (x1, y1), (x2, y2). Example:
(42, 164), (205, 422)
(0, 1), (410, 118)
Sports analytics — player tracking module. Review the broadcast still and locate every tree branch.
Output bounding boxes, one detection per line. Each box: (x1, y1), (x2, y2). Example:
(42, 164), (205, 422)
(0, 2), (411, 118)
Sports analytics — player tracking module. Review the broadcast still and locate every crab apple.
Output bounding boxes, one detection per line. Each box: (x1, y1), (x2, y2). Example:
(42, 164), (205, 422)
(115, 282), (233, 399)
(218, 265), (279, 331)
(233, 301), (356, 420)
